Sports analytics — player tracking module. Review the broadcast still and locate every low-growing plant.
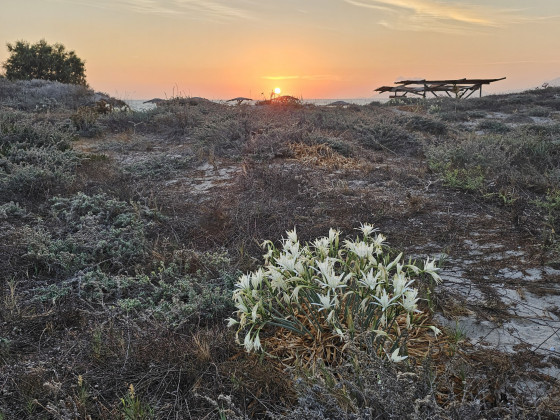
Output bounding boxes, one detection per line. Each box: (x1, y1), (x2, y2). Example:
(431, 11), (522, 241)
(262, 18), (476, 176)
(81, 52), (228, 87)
(476, 120), (510, 134)
(356, 121), (420, 155)
(404, 115), (448, 135)
(71, 106), (100, 136)
(120, 384), (153, 420)
(0, 202), (27, 219)
(441, 165), (486, 192)
(229, 225), (441, 367)
(22, 193), (153, 275)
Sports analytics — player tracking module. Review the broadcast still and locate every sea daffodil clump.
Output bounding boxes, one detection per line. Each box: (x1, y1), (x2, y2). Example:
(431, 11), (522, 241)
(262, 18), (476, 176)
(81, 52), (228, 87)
(228, 224), (441, 364)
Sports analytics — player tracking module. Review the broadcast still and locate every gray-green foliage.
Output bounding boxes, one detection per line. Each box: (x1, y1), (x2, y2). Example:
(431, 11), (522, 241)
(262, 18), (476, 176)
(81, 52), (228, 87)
(0, 112), (79, 199)
(35, 251), (237, 327)
(426, 129), (560, 192)
(0, 201), (27, 219)
(123, 153), (195, 180)
(0, 78), (96, 111)
(356, 121), (418, 155)
(23, 193), (154, 275)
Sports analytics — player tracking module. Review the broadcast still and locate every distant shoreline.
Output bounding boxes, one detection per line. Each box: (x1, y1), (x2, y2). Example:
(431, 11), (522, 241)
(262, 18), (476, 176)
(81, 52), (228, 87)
(125, 97), (388, 111)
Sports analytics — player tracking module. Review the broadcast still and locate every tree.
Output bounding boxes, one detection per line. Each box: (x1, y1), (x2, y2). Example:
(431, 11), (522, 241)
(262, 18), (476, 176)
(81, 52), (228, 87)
(3, 39), (87, 85)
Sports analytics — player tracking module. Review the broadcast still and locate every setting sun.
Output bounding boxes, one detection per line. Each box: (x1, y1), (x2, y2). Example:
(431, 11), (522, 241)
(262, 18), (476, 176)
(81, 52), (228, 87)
(274, 87), (281, 95)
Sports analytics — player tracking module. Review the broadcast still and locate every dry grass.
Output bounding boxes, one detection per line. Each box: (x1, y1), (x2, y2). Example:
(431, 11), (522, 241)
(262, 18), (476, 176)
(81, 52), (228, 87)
(2, 81), (560, 418)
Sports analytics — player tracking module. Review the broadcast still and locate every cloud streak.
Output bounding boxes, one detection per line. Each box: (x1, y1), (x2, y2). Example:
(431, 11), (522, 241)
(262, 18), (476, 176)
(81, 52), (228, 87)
(343, 0), (534, 33)
(50, 0), (253, 21)
(262, 75), (343, 81)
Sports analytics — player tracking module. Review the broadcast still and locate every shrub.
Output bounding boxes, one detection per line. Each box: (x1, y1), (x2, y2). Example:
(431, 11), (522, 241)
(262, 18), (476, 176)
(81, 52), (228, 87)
(356, 122), (418, 155)
(476, 120), (510, 134)
(314, 136), (353, 157)
(23, 193), (154, 275)
(0, 78), (96, 111)
(3, 39), (87, 85)
(229, 226), (441, 366)
(404, 115), (448, 135)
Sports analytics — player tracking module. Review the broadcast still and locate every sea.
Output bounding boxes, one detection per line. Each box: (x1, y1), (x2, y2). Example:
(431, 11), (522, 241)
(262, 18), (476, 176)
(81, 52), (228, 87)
(125, 97), (387, 112)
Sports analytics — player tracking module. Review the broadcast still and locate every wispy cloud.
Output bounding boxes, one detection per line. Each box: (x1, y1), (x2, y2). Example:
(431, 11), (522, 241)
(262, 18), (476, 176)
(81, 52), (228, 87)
(262, 75), (343, 81)
(50, 0), (253, 21)
(343, 0), (534, 33)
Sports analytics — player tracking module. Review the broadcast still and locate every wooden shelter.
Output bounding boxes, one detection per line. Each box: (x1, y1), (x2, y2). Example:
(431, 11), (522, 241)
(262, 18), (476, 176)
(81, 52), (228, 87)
(375, 77), (506, 99)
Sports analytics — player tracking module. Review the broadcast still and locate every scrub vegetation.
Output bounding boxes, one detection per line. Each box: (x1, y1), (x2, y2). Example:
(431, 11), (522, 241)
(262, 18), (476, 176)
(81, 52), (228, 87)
(1, 79), (559, 419)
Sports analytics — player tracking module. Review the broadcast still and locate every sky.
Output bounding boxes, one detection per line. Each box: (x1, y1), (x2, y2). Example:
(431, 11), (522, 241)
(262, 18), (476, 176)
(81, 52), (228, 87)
(1, 0), (559, 99)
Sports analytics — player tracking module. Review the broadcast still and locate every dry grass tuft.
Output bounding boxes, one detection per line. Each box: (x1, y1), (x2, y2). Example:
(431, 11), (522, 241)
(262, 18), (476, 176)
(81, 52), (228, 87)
(289, 142), (364, 169)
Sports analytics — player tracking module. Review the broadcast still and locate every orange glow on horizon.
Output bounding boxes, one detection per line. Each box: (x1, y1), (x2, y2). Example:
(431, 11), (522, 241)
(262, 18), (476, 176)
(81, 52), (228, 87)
(1, 0), (558, 99)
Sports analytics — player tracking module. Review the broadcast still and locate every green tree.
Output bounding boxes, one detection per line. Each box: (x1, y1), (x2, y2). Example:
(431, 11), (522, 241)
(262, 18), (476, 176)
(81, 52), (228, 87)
(3, 39), (87, 85)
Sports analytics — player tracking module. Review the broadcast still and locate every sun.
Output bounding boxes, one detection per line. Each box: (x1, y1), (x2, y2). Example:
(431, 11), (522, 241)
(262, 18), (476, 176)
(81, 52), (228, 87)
(274, 87), (281, 95)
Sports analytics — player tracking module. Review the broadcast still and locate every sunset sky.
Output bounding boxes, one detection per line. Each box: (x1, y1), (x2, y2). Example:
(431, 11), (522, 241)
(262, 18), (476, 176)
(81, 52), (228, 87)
(1, 0), (559, 100)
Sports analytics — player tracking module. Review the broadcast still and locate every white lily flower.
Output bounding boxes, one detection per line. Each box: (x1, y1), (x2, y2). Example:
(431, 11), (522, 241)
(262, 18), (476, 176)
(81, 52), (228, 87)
(313, 237), (330, 256)
(428, 326), (442, 336)
(236, 274), (252, 291)
(373, 233), (386, 254)
(390, 348), (408, 363)
(374, 289), (397, 312)
(286, 228), (298, 244)
(392, 272), (413, 297)
(358, 269), (381, 291)
(313, 291), (338, 312)
(345, 240), (374, 259)
(359, 223), (376, 237)
(253, 333), (262, 351)
(276, 252), (298, 272)
(243, 332), (254, 352)
(284, 239), (300, 257)
(401, 289), (420, 313)
(328, 228), (340, 244)
(424, 257), (442, 284)
(315, 263), (349, 291)
(315, 257), (334, 278)
(226, 317), (238, 327)
(269, 268), (287, 291)
(251, 268), (265, 289)
(251, 302), (260, 321)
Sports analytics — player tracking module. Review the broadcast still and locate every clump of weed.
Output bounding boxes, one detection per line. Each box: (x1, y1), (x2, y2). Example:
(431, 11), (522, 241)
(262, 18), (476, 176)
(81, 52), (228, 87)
(23, 192), (155, 276)
(404, 115), (448, 136)
(313, 136), (353, 157)
(356, 121), (419, 155)
(476, 120), (510, 134)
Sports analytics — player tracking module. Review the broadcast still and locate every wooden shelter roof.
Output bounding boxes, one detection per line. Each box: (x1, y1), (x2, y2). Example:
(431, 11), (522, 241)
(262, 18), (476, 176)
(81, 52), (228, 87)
(375, 77), (506, 98)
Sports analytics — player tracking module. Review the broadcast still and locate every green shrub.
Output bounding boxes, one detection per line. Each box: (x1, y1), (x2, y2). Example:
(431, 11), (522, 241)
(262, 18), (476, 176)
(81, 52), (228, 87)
(3, 39), (87, 85)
